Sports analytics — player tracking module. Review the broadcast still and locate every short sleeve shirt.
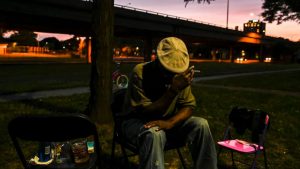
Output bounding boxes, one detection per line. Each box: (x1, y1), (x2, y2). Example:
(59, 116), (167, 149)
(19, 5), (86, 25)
(122, 61), (196, 117)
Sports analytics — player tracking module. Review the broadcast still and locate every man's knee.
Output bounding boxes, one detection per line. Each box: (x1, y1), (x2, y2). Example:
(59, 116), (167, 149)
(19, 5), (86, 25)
(188, 117), (212, 135)
(139, 127), (166, 144)
(191, 116), (209, 128)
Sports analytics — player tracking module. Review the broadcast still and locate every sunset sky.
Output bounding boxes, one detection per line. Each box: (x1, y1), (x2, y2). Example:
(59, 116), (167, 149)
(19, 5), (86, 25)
(37, 0), (299, 41)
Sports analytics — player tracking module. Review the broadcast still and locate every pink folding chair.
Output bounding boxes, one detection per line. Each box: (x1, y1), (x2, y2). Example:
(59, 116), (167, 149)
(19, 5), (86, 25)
(217, 107), (270, 169)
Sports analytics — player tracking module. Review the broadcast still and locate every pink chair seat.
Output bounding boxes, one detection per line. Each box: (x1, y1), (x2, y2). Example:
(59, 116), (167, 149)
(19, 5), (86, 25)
(217, 139), (263, 153)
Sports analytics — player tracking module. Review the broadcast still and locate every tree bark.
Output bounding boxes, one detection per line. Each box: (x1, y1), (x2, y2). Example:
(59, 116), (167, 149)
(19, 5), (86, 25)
(86, 0), (114, 123)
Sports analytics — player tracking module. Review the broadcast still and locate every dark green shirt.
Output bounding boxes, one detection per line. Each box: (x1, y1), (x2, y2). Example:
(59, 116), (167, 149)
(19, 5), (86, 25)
(122, 61), (196, 118)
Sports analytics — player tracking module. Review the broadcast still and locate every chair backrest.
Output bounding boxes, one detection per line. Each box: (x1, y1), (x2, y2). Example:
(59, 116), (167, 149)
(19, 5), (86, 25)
(8, 113), (101, 168)
(229, 106), (270, 143)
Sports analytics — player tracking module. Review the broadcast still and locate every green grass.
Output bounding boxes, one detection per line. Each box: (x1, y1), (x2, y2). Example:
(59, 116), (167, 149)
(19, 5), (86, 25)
(199, 70), (300, 92)
(1, 84), (300, 169)
(0, 62), (137, 95)
(0, 56), (87, 64)
(1, 60), (300, 169)
(0, 64), (91, 94)
(192, 62), (300, 77)
(1, 61), (300, 95)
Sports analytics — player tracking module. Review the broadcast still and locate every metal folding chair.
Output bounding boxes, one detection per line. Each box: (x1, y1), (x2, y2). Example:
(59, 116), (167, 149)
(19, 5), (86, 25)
(217, 106), (270, 169)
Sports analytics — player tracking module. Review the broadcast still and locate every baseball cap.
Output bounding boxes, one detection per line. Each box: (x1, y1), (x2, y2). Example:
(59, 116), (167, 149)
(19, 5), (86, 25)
(157, 37), (189, 73)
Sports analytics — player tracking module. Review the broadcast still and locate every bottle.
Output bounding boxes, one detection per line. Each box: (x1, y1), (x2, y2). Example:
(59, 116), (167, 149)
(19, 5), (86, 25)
(86, 136), (94, 154)
(59, 141), (72, 163)
(54, 143), (63, 164)
(38, 142), (52, 162)
(71, 139), (89, 164)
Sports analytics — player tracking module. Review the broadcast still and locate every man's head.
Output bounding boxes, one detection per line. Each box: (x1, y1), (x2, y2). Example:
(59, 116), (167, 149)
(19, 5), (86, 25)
(157, 37), (189, 74)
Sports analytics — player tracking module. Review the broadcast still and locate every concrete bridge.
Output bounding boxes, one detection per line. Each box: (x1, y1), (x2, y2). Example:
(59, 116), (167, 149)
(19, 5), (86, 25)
(0, 0), (287, 43)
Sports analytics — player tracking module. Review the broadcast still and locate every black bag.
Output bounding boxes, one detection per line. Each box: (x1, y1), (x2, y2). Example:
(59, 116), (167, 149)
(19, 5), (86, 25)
(229, 106), (269, 143)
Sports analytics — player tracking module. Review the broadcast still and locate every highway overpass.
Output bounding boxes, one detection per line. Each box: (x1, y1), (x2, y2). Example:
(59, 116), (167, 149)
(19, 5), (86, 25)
(1, 0), (296, 61)
(0, 0), (291, 44)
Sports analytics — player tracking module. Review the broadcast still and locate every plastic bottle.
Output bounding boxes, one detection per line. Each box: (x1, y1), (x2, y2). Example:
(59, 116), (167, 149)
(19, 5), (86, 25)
(86, 136), (95, 154)
(38, 142), (51, 162)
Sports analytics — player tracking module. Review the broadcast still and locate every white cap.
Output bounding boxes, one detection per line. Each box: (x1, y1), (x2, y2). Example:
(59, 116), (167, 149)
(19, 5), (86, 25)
(157, 37), (189, 73)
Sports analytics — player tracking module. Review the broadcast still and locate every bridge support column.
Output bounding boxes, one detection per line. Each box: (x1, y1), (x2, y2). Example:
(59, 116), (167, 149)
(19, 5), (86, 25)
(211, 49), (216, 61)
(86, 37), (92, 63)
(259, 44), (263, 62)
(229, 46), (233, 63)
(144, 36), (153, 62)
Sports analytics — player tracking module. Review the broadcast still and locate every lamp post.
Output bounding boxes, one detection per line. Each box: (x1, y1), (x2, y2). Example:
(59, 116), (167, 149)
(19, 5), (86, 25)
(226, 0), (229, 29)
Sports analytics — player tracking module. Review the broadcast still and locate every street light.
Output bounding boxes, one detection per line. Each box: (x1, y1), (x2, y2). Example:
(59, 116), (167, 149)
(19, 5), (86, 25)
(226, 0), (229, 29)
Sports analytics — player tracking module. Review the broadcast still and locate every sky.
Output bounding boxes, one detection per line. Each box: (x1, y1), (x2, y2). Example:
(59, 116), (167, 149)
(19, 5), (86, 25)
(36, 0), (299, 41)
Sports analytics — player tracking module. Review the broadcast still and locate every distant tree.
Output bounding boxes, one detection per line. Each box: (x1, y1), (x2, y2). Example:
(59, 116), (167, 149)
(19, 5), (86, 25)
(261, 0), (300, 24)
(0, 28), (8, 42)
(40, 37), (62, 51)
(0, 34), (5, 43)
(9, 30), (38, 46)
(277, 40), (299, 62)
(62, 36), (80, 51)
(184, 0), (214, 7)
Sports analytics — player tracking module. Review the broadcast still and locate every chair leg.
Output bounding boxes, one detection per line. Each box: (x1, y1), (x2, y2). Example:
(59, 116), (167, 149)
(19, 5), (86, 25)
(217, 147), (222, 159)
(250, 161), (256, 169)
(176, 148), (187, 169)
(263, 149), (268, 169)
(218, 147), (237, 168)
(250, 153), (258, 169)
(230, 150), (236, 167)
(120, 144), (131, 169)
(110, 131), (117, 169)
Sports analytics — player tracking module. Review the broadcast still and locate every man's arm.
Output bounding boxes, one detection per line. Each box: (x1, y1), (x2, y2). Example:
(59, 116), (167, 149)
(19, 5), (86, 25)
(137, 86), (180, 119)
(144, 106), (193, 131)
(138, 69), (194, 119)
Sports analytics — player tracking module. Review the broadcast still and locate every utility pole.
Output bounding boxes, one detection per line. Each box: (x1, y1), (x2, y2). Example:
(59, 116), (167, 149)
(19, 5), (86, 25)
(226, 0), (229, 29)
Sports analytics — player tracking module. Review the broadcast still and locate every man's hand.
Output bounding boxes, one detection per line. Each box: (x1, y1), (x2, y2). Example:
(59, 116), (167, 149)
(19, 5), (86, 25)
(144, 120), (174, 131)
(170, 67), (194, 92)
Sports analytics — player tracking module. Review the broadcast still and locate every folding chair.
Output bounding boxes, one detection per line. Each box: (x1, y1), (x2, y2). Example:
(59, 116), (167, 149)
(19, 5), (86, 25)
(110, 88), (187, 169)
(8, 113), (102, 169)
(217, 106), (270, 169)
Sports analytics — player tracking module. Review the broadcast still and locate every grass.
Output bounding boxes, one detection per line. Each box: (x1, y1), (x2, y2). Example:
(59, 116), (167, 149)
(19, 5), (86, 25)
(0, 62), (137, 95)
(0, 60), (300, 169)
(199, 70), (300, 92)
(192, 62), (300, 77)
(1, 61), (299, 94)
(0, 56), (87, 64)
(0, 64), (91, 94)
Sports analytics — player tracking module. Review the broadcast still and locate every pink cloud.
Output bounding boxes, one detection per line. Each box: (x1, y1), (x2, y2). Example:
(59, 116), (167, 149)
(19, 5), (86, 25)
(35, 32), (74, 41)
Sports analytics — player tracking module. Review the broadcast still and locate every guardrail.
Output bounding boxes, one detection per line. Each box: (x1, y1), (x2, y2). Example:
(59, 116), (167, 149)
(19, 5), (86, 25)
(114, 4), (236, 30)
(114, 4), (288, 40)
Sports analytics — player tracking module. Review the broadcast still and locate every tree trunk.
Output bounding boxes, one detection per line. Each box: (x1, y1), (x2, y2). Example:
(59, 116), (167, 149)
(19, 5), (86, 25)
(86, 0), (114, 123)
